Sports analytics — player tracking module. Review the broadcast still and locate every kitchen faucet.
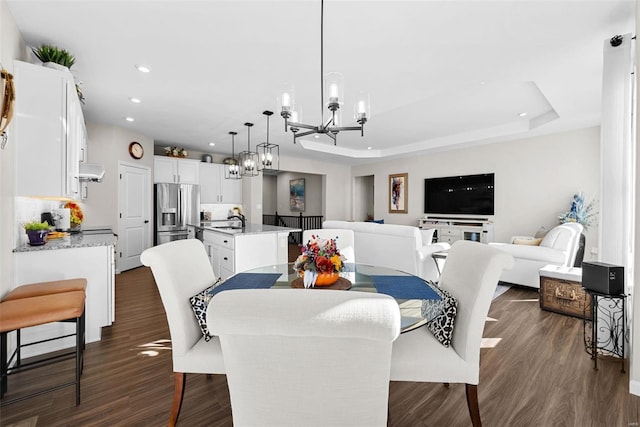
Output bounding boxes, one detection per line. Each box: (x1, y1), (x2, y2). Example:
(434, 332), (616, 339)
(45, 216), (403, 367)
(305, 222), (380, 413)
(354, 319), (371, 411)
(227, 213), (246, 229)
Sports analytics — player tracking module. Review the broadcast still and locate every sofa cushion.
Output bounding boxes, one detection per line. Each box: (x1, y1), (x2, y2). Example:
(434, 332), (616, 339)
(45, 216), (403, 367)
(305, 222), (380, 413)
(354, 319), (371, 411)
(513, 237), (543, 246)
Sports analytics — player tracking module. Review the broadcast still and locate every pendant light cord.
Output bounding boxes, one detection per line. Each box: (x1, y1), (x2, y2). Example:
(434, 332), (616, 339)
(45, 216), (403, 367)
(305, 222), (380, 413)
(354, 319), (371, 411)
(320, 0), (324, 122)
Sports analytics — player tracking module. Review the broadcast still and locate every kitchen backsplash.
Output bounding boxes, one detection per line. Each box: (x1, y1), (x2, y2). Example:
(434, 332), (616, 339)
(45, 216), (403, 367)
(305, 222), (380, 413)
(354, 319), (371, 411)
(200, 203), (244, 221)
(14, 197), (79, 246)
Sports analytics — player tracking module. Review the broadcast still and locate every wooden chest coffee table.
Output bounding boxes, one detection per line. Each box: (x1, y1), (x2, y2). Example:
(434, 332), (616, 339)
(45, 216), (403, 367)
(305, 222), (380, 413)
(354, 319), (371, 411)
(539, 265), (592, 319)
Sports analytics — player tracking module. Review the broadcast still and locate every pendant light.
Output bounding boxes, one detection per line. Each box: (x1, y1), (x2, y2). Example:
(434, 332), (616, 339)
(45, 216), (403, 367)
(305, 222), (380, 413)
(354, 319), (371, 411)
(257, 110), (279, 172)
(225, 131), (241, 180)
(239, 122), (259, 177)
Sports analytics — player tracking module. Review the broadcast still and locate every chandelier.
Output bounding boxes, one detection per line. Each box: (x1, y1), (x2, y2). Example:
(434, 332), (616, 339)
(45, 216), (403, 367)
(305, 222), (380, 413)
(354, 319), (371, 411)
(225, 131), (241, 180)
(239, 122), (259, 177)
(280, 0), (370, 145)
(256, 110), (279, 172)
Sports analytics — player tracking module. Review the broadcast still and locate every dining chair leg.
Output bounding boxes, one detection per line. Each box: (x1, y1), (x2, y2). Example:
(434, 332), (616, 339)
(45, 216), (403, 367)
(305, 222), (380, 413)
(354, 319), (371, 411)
(465, 383), (482, 427)
(169, 372), (186, 427)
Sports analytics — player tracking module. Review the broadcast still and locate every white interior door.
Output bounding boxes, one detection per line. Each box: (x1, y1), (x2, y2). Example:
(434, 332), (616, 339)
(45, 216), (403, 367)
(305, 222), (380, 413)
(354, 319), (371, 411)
(118, 162), (151, 272)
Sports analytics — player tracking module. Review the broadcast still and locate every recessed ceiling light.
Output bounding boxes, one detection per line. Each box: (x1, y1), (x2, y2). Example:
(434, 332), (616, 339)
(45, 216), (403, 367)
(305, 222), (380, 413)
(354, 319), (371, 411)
(125, 117), (135, 122)
(367, 146), (372, 150)
(518, 112), (528, 117)
(314, 135), (320, 139)
(135, 65), (151, 73)
(129, 97), (141, 103)
(209, 142), (216, 146)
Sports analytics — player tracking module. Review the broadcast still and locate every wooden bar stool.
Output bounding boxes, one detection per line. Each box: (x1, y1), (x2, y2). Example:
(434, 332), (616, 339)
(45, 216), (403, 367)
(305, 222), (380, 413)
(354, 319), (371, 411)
(2, 278), (87, 301)
(0, 290), (86, 406)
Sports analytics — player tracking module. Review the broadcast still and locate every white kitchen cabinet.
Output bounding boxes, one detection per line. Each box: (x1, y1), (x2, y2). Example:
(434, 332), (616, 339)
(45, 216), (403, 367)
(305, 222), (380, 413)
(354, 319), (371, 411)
(199, 163), (242, 204)
(14, 244), (115, 358)
(13, 61), (84, 198)
(154, 156), (200, 184)
(203, 229), (290, 280)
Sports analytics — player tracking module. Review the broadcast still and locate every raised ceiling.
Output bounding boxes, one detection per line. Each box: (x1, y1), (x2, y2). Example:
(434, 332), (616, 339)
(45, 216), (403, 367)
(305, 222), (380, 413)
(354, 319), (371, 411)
(6, 0), (636, 165)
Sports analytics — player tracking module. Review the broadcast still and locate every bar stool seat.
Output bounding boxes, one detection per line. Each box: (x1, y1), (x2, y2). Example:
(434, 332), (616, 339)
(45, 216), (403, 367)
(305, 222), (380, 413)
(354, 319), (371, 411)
(2, 278), (87, 302)
(0, 290), (86, 406)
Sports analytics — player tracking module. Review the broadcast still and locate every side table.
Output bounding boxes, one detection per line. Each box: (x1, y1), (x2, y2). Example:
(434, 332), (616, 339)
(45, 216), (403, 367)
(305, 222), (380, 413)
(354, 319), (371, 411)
(539, 265), (591, 319)
(583, 289), (626, 372)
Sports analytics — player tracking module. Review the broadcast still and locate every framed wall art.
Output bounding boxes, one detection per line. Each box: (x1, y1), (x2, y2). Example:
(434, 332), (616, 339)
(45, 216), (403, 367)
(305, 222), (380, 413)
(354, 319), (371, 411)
(389, 173), (408, 213)
(290, 178), (305, 212)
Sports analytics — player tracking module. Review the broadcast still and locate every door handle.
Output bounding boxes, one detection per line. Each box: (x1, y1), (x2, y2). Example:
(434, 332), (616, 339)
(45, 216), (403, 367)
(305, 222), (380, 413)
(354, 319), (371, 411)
(144, 220), (149, 224)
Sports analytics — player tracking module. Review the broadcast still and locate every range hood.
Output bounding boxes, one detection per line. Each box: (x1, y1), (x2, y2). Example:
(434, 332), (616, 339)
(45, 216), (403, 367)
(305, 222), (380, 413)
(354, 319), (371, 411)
(78, 162), (105, 182)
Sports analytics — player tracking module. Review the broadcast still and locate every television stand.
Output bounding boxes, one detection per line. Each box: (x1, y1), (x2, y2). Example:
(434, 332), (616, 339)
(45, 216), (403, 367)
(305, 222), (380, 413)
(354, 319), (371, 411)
(418, 216), (494, 244)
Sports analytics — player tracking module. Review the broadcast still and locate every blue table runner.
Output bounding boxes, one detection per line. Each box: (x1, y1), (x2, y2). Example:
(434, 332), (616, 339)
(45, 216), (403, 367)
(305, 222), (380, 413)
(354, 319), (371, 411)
(212, 272), (282, 296)
(370, 275), (441, 301)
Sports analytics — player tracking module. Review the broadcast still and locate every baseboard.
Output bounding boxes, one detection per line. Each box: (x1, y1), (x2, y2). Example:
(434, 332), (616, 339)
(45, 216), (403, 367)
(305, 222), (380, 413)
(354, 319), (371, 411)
(630, 380), (640, 396)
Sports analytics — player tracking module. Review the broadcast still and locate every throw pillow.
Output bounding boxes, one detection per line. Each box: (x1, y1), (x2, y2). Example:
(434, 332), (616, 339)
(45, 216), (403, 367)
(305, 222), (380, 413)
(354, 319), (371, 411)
(189, 278), (222, 341)
(513, 237), (543, 246)
(422, 283), (458, 347)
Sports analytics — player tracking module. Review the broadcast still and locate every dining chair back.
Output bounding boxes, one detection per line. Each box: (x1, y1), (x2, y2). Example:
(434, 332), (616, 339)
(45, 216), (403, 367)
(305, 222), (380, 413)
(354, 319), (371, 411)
(390, 240), (514, 427)
(302, 228), (356, 263)
(209, 288), (401, 427)
(140, 239), (225, 427)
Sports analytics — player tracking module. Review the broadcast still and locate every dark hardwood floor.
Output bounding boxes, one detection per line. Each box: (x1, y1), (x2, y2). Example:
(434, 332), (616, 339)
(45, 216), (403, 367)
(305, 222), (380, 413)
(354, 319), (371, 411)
(1, 266), (638, 426)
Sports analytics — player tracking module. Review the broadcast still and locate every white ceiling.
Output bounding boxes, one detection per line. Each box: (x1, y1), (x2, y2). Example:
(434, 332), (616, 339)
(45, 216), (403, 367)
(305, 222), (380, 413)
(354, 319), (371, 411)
(6, 0), (636, 165)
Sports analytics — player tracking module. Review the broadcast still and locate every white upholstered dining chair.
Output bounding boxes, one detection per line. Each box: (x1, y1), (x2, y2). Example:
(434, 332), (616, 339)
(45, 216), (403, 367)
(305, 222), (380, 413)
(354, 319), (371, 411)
(209, 288), (401, 427)
(140, 239), (225, 427)
(390, 240), (514, 427)
(302, 228), (356, 263)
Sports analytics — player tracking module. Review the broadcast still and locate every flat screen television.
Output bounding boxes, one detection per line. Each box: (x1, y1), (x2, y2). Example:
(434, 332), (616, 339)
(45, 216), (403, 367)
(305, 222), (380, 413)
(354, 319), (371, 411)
(424, 173), (494, 216)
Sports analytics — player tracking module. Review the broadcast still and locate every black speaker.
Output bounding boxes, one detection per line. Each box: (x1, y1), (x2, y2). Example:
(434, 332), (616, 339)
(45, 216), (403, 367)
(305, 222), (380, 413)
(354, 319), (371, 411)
(582, 262), (624, 295)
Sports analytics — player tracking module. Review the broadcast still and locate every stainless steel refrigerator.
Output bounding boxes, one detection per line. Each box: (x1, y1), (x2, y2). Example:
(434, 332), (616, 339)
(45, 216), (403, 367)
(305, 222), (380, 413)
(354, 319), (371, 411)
(155, 183), (200, 245)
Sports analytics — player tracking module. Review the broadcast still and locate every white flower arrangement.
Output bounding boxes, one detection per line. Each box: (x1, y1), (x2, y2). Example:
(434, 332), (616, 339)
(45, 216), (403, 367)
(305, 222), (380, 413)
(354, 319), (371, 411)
(558, 192), (597, 230)
(164, 146), (188, 158)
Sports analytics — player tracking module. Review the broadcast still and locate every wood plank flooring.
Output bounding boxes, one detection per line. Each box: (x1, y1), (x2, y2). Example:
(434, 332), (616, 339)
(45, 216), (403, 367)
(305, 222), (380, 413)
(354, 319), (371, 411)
(1, 266), (638, 426)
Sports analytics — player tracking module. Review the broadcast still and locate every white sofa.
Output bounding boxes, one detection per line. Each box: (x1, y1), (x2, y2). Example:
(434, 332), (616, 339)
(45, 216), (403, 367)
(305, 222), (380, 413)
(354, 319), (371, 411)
(488, 223), (584, 288)
(323, 220), (450, 281)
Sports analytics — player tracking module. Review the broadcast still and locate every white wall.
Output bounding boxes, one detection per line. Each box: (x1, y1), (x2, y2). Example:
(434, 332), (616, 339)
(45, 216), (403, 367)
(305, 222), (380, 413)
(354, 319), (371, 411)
(85, 122), (154, 232)
(262, 174), (277, 214)
(278, 154), (352, 221)
(352, 126), (601, 254)
(275, 172), (323, 216)
(0, 0), (27, 297)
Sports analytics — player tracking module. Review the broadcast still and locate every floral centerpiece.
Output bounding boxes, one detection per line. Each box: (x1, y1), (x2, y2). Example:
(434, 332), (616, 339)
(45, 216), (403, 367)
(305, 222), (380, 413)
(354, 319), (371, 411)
(293, 235), (345, 287)
(64, 202), (84, 231)
(558, 192), (597, 230)
(164, 146), (188, 158)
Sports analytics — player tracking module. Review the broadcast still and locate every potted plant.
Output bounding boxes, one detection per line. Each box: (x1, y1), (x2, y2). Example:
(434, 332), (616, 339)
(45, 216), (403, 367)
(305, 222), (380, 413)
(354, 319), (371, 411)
(31, 44), (76, 70)
(24, 220), (51, 246)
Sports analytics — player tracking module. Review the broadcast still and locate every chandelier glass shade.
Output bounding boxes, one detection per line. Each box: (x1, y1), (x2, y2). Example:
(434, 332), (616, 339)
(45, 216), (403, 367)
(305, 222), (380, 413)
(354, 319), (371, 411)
(256, 110), (279, 172)
(280, 0), (369, 145)
(225, 131), (241, 180)
(239, 122), (259, 177)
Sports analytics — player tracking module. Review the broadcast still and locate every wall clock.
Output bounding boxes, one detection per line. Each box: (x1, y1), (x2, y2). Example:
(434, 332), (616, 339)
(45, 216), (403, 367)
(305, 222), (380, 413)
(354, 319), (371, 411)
(128, 141), (144, 159)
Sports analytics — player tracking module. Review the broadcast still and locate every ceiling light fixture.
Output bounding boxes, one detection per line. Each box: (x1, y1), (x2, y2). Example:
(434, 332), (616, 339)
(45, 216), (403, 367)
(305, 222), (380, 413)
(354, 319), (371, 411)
(209, 142), (216, 146)
(239, 122), (259, 177)
(225, 131), (241, 180)
(125, 117), (135, 122)
(518, 112), (528, 117)
(280, 0), (369, 145)
(135, 65), (151, 73)
(129, 97), (141, 103)
(256, 111), (279, 172)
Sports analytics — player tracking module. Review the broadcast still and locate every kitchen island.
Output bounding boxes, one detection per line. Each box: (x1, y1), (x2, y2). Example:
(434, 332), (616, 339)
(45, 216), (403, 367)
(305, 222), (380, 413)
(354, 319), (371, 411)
(189, 223), (300, 280)
(13, 231), (116, 357)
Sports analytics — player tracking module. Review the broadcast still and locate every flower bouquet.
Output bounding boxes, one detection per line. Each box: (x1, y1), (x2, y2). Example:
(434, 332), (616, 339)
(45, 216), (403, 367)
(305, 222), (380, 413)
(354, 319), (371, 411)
(64, 202), (83, 232)
(293, 235), (345, 288)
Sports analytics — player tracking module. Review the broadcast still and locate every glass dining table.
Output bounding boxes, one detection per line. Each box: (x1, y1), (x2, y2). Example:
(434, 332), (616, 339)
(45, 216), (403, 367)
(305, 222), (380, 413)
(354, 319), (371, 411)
(213, 263), (442, 333)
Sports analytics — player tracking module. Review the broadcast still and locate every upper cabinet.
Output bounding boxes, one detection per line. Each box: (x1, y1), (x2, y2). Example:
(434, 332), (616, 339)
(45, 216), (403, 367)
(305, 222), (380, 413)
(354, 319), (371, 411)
(154, 156), (200, 184)
(199, 163), (242, 204)
(13, 61), (85, 198)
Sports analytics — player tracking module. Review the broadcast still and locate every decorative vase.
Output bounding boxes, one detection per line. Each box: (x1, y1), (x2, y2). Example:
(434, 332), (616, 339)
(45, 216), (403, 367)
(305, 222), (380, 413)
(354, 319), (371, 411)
(299, 270), (340, 287)
(26, 229), (48, 246)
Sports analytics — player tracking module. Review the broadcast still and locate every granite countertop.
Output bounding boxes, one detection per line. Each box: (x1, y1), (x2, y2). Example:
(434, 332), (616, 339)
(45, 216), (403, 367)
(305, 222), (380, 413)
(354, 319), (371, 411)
(14, 232), (117, 253)
(195, 223), (301, 236)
